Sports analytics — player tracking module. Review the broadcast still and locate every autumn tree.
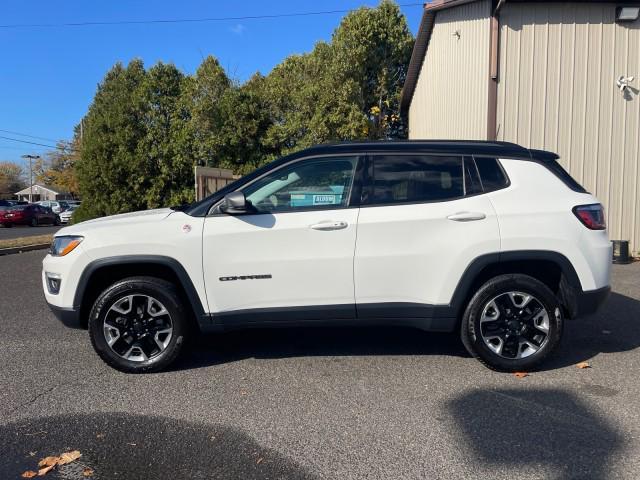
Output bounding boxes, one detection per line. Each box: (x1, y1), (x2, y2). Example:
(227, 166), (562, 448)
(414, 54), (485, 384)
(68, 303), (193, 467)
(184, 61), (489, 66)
(34, 139), (80, 196)
(0, 161), (25, 195)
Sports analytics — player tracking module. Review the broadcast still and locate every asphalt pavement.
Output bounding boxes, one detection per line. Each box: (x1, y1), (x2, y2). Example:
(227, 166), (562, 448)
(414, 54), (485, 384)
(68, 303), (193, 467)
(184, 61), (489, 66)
(1, 250), (639, 479)
(0, 225), (61, 240)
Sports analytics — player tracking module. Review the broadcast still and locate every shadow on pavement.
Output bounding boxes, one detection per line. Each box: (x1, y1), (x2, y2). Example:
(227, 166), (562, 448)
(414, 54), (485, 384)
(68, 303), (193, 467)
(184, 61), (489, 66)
(542, 291), (640, 370)
(0, 413), (317, 480)
(174, 326), (469, 371)
(447, 388), (624, 480)
(174, 290), (640, 372)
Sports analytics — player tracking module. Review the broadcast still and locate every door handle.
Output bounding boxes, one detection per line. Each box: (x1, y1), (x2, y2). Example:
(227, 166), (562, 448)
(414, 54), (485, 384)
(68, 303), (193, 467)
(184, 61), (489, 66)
(309, 220), (349, 231)
(447, 211), (486, 222)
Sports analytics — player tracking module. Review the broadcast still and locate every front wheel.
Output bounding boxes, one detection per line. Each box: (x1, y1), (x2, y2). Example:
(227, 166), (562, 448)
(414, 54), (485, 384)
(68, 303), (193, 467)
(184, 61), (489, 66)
(88, 277), (188, 373)
(461, 274), (563, 372)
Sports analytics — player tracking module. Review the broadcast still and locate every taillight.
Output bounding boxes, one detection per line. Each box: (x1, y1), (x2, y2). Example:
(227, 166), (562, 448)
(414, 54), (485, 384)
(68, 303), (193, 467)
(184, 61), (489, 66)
(573, 204), (606, 230)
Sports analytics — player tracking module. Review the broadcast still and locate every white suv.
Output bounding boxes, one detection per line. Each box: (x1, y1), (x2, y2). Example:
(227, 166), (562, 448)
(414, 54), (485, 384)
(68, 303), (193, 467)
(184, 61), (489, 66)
(42, 141), (611, 373)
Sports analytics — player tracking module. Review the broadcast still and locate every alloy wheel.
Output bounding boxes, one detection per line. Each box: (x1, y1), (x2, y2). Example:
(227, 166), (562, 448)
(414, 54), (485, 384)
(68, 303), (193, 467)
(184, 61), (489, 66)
(103, 294), (173, 362)
(479, 291), (553, 359)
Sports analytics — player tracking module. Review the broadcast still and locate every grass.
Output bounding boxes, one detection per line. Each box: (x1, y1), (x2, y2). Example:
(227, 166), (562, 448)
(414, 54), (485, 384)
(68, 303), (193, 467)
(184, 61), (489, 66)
(0, 234), (53, 250)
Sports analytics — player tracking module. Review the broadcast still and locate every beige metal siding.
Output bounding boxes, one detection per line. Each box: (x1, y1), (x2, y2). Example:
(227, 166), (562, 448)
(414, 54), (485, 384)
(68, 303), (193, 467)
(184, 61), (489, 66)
(409, 0), (491, 140)
(497, 2), (640, 252)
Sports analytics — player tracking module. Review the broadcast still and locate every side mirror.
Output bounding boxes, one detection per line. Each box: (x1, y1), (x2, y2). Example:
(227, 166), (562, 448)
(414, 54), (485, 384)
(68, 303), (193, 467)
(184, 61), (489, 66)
(220, 191), (249, 214)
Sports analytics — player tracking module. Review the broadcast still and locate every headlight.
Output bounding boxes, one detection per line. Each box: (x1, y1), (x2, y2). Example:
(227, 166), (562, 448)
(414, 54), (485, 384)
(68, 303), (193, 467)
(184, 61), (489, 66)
(50, 236), (83, 256)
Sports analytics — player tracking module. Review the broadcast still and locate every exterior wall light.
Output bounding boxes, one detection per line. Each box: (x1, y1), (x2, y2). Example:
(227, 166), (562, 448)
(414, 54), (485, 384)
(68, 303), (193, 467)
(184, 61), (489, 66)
(616, 6), (640, 22)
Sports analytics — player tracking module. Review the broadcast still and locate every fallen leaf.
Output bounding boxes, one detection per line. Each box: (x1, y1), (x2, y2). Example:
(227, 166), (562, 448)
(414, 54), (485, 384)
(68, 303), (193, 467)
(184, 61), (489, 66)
(21, 471), (37, 479)
(28, 452), (37, 457)
(37, 464), (55, 476)
(83, 467), (94, 477)
(513, 372), (529, 378)
(577, 362), (591, 369)
(96, 433), (105, 439)
(57, 450), (81, 466)
(240, 390), (248, 396)
(127, 443), (136, 446)
(37, 457), (58, 468)
(256, 457), (264, 464)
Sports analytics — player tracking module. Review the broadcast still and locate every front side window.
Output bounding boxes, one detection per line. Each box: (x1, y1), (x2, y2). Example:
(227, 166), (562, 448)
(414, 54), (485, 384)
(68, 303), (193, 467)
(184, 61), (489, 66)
(367, 155), (464, 205)
(243, 156), (358, 213)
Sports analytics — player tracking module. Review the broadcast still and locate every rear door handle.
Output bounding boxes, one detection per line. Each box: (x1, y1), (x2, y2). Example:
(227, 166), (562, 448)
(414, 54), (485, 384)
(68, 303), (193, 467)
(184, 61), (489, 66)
(447, 212), (486, 222)
(310, 220), (349, 231)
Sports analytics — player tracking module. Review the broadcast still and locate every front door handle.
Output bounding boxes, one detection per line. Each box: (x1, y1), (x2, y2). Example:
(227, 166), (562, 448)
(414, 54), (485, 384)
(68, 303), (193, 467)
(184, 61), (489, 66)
(447, 212), (486, 222)
(310, 220), (349, 231)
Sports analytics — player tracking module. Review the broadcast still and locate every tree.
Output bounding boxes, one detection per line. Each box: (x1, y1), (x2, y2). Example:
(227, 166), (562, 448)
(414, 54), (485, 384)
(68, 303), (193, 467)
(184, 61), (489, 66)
(179, 56), (232, 168)
(74, 2), (414, 221)
(259, 0), (413, 155)
(0, 161), (25, 195)
(75, 60), (149, 221)
(327, 0), (414, 139)
(34, 139), (80, 196)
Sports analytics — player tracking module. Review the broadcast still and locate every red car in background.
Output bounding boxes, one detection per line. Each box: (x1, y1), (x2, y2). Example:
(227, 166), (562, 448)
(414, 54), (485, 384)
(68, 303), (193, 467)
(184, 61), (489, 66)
(0, 204), (60, 227)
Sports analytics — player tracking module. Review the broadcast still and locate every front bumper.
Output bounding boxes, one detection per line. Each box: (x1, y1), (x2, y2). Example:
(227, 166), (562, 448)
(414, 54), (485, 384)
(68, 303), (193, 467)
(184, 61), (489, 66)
(47, 302), (83, 328)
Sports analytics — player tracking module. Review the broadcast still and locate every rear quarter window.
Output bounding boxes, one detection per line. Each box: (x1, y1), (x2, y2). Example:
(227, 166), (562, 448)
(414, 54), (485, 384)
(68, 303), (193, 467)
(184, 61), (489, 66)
(541, 160), (587, 193)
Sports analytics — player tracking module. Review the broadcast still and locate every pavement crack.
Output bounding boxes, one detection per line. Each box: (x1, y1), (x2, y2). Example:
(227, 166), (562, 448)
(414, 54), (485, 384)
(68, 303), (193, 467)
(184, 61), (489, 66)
(4, 370), (109, 417)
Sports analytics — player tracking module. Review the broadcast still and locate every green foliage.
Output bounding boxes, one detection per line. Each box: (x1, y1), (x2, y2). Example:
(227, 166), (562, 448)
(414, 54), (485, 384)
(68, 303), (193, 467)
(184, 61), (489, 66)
(75, 1), (414, 220)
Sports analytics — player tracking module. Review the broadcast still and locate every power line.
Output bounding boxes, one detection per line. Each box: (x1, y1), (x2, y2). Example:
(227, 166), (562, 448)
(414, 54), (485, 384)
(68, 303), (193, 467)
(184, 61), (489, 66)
(0, 128), (59, 143)
(0, 3), (425, 29)
(0, 135), (76, 151)
(0, 144), (48, 151)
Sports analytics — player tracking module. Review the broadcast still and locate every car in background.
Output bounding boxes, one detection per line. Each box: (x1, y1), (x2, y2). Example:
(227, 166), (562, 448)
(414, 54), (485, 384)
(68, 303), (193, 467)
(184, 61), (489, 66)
(59, 205), (78, 224)
(37, 200), (66, 214)
(1, 204), (60, 227)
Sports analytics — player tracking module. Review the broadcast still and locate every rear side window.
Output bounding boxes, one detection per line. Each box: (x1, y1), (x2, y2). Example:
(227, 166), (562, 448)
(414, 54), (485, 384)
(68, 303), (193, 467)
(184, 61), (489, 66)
(475, 157), (509, 192)
(368, 155), (464, 204)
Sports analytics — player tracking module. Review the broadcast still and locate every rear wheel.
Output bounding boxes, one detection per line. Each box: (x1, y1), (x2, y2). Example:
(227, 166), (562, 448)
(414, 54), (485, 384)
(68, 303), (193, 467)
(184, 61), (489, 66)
(88, 277), (188, 373)
(461, 274), (563, 372)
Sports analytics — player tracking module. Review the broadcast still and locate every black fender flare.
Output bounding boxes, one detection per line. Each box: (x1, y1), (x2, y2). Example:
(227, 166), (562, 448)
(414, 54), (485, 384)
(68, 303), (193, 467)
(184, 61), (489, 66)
(74, 255), (210, 326)
(449, 250), (583, 319)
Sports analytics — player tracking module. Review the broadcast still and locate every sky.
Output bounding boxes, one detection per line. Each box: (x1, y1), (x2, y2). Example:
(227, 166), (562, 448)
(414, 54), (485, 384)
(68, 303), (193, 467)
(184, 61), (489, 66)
(0, 1), (424, 168)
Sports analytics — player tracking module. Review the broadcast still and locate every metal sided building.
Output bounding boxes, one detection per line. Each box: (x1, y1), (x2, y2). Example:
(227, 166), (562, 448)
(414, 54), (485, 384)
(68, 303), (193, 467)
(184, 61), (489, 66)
(401, 0), (640, 253)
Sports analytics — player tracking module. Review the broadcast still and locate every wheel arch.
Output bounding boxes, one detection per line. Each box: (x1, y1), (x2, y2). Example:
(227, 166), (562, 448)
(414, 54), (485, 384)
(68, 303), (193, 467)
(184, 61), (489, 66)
(451, 251), (583, 320)
(74, 255), (209, 330)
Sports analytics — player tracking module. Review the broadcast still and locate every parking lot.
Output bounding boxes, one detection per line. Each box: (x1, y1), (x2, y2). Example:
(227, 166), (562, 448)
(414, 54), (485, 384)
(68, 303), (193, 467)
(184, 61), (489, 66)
(0, 225), (61, 241)
(1, 250), (639, 479)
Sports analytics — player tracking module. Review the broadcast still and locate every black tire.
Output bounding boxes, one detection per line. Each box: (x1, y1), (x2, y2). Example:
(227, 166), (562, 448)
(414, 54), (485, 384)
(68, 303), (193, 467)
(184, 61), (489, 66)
(30, 217), (38, 227)
(461, 274), (563, 372)
(54, 216), (61, 226)
(88, 276), (188, 373)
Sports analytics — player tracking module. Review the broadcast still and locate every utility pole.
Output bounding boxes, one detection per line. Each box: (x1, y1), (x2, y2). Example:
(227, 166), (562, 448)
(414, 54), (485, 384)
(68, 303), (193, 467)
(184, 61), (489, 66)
(21, 154), (40, 203)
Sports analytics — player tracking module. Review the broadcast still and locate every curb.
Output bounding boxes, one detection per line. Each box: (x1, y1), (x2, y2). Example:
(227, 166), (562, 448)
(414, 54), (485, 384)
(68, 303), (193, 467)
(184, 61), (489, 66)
(0, 243), (50, 256)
